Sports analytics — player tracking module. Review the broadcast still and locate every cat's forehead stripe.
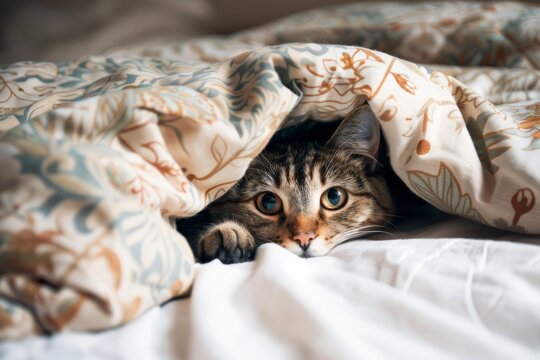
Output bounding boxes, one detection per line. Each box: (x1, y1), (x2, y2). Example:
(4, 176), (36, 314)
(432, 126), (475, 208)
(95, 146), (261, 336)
(270, 163), (281, 188)
(319, 162), (328, 185)
(286, 150), (294, 183)
(240, 142), (373, 204)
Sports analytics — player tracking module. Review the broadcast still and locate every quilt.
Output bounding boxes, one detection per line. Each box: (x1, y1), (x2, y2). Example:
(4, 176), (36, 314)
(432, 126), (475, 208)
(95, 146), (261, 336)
(0, 1), (539, 339)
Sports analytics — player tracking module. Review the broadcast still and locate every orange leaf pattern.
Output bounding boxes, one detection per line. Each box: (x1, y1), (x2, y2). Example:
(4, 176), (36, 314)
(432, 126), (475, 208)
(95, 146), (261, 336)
(1, 1), (540, 340)
(391, 73), (417, 95)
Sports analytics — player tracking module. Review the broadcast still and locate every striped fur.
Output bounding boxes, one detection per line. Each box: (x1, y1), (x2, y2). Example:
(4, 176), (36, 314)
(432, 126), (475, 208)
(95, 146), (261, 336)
(195, 126), (394, 263)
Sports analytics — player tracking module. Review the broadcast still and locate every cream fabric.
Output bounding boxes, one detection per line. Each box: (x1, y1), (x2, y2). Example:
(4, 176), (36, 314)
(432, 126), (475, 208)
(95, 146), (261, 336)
(0, 0), (539, 340)
(1, 217), (539, 359)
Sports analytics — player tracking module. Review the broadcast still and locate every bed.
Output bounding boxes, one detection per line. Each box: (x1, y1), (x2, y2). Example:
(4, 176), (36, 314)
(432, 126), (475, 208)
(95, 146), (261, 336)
(1, 1), (539, 359)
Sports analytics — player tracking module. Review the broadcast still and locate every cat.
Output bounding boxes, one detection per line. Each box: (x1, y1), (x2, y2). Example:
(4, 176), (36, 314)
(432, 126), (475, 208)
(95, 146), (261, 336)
(178, 108), (394, 264)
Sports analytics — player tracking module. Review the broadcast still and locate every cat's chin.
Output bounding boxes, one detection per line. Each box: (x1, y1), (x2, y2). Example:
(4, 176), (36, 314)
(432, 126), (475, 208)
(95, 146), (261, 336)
(282, 240), (332, 258)
(304, 246), (332, 258)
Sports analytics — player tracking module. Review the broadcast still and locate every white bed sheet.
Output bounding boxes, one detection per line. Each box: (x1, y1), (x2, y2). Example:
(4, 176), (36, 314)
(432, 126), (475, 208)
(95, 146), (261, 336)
(1, 217), (540, 360)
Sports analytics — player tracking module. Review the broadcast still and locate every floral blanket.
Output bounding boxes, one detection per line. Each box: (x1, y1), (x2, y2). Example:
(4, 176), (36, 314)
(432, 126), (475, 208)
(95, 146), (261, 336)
(0, 1), (539, 339)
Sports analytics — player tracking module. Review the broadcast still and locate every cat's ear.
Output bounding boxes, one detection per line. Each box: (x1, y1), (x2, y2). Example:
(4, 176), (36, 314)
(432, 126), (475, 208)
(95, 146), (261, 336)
(327, 107), (381, 171)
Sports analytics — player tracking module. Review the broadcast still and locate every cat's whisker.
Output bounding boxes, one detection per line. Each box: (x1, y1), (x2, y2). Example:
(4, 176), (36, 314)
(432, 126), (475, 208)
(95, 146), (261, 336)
(335, 229), (397, 244)
(333, 225), (398, 243)
(246, 163), (279, 187)
(366, 214), (402, 230)
(369, 211), (406, 219)
(254, 153), (275, 172)
(363, 223), (398, 235)
(365, 230), (397, 237)
(381, 223), (400, 232)
(331, 228), (372, 243)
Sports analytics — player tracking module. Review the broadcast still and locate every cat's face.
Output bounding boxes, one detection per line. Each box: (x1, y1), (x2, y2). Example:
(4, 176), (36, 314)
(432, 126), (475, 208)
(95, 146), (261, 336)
(210, 140), (393, 258)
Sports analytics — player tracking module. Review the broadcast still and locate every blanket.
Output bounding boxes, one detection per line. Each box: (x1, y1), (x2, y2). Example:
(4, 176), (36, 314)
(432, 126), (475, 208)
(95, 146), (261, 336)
(0, 1), (539, 339)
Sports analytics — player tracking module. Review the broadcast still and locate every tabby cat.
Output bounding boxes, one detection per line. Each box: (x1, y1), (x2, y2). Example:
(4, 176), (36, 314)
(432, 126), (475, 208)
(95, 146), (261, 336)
(180, 109), (394, 264)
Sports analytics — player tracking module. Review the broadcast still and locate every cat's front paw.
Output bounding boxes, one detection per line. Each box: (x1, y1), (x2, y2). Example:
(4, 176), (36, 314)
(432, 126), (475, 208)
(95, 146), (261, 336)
(199, 221), (256, 264)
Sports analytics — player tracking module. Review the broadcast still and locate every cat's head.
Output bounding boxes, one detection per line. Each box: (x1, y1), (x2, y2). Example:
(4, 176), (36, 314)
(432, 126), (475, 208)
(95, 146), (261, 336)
(211, 110), (393, 257)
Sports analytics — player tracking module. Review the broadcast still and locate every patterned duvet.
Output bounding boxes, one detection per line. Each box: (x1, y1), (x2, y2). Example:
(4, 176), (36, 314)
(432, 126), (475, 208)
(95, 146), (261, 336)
(0, 1), (539, 339)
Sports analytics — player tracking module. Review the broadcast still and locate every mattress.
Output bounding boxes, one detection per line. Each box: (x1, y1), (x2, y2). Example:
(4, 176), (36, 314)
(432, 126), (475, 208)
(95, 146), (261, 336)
(1, 0), (540, 358)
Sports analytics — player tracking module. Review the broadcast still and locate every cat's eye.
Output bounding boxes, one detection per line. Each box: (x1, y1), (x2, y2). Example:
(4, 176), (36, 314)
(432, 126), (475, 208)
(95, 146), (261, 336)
(255, 192), (283, 215)
(321, 187), (347, 210)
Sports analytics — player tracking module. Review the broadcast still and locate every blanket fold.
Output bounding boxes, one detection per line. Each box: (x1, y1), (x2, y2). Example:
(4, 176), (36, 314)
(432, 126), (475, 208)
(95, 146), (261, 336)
(0, 1), (539, 340)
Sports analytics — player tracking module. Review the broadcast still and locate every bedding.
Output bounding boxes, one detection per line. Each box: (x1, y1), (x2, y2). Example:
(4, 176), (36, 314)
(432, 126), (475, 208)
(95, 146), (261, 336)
(0, 0), (539, 355)
(1, 218), (540, 359)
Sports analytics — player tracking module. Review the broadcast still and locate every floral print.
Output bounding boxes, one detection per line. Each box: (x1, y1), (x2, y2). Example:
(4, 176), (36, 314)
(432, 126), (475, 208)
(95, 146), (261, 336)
(0, 1), (539, 340)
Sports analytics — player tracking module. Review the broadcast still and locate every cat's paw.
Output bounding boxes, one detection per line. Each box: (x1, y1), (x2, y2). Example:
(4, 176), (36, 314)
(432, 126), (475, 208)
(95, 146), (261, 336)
(198, 221), (256, 264)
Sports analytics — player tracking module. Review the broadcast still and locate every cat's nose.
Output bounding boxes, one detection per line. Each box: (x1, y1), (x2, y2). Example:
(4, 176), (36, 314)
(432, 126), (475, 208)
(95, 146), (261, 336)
(293, 232), (316, 250)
